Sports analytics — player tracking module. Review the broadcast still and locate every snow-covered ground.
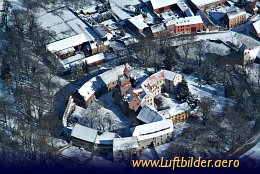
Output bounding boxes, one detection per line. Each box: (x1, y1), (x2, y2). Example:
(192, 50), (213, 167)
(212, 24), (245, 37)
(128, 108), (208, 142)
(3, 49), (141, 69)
(46, 137), (68, 148)
(186, 75), (229, 113)
(176, 40), (231, 58)
(60, 146), (92, 159)
(97, 91), (131, 126)
(240, 141), (260, 170)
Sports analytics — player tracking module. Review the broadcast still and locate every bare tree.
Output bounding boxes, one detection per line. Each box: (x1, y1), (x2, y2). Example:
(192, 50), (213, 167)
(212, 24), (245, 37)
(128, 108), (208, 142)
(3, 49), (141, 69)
(198, 97), (214, 126)
(194, 41), (208, 68)
(0, 97), (9, 123)
(180, 35), (196, 64)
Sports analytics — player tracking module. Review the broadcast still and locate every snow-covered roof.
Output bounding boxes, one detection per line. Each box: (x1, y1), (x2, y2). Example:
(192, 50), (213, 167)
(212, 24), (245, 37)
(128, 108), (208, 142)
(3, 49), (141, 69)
(71, 124), (98, 143)
(99, 64), (127, 85)
(142, 70), (165, 87)
(82, 6), (97, 14)
(168, 102), (191, 116)
(113, 137), (139, 151)
(85, 53), (105, 65)
(164, 70), (178, 81)
(61, 53), (86, 65)
(227, 9), (246, 19)
(66, 18), (96, 39)
(150, 23), (166, 33)
(190, 0), (226, 7)
(111, 5), (131, 20)
(249, 46), (260, 60)
(99, 70), (118, 85)
(131, 119), (173, 141)
(46, 33), (90, 53)
(166, 15), (203, 27)
(95, 132), (119, 145)
(177, 0), (194, 16)
(78, 76), (105, 100)
(137, 105), (163, 123)
(94, 25), (111, 38)
(150, 0), (178, 10)
(128, 15), (149, 30)
(252, 20), (260, 34)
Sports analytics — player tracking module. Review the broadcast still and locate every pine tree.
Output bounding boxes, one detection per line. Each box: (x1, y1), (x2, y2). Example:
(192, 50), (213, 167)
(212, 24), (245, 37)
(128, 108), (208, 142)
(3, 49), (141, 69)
(237, 0), (246, 7)
(176, 79), (190, 101)
(0, 57), (11, 81)
(0, 0), (11, 31)
(163, 48), (176, 71)
(135, 6), (141, 15)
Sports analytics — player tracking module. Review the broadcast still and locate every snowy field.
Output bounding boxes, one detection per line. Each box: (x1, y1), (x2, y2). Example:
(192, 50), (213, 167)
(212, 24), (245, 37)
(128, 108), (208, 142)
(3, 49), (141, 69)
(186, 74), (227, 113)
(97, 91), (131, 126)
(70, 90), (131, 132)
(176, 40), (231, 58)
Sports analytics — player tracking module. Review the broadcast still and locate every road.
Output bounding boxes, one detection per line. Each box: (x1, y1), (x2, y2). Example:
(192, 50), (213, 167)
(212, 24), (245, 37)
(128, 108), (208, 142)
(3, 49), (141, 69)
(229, 131), (260, 159)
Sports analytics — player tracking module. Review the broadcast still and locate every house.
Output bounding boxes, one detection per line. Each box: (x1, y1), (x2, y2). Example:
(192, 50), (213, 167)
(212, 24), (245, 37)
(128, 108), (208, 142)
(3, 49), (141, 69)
(98, 65), (126, 92)
(166, 15), (204, 34)
(241, 44), (260, 65)
(61, 52), (105, 71)
(137, 104), (163, 124)
(46, 33), (90, 58)
(145, 23), (167, 37)
(158, 102), (191, 123)
(245, 0), (260, 14)
(95, 132), (119, 153)
(125, 15), (149, 37)
(93, 24), (114, 41)
(225, 9), (246, 28)
(188, 0), (227, 10)
(250, 20), (260, 39)
(141, 70), (182, 107)
(46, 33), (102, 72)
(113, 137), (139, 162)
(149, 0), (178, 13)
(121, 88), (142, 114)
(131, 119), (173, 148)
(71, 124), (98, 151)
(78, 76), (106, 108)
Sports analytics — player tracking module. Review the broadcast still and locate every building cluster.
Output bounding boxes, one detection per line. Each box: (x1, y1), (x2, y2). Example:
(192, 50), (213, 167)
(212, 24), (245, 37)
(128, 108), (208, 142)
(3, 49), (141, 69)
(62, 65), (192, 161)
(43, 1), (259, 72)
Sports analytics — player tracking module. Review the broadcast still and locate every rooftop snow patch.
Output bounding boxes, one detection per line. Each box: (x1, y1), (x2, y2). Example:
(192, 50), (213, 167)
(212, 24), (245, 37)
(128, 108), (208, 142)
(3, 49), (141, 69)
(128, 14), (149, 29)
(227, 9), (246, 19)
(78, 76), (105, 100)
(46, 33), (90, 53)
(113, 136), (139, 150)
(85, 53), (105, 65)
(95, 132), (119, 145)
(111, 4), (131, 20)
(137, 104), (163, 123)
(151, 23), (166, 33)
(61, 53), (86, 65)
(71, 124), (98, 143)
(191, 0), (226, 7)
(166, 15), (203, 27)
(131, 119), (173, 141)
(177, 0), (194, 16)
(150, 0), (178, 10)
(252, 20), (260, 34)
(168, 103), (191, 115)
